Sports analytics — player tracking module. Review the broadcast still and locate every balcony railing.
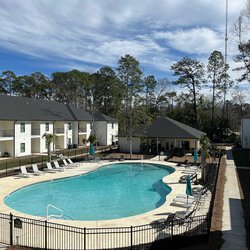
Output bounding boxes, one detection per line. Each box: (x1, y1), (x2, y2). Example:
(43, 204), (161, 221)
(31, 129), (40, 135)
(79, 127), (87, 133)
(0, 130), (14, 137)
(54, 128), (64, 134)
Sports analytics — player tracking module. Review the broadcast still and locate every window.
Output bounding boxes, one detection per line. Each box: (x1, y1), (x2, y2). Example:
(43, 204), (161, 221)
(45, 123), (49, 131)
(45, 141), (48, 150)
(20, 143), (25, 153)
(20, 123), (25, 133)
(68, 123), (72, 130)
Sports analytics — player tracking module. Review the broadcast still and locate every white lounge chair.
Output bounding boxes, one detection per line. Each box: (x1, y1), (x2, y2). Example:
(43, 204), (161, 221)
(62, 159), (75, 168)
(53, 161), (65, 171)
(44, 162), (57, 173)
(67, 158), (80, 167)
(176, 194), (195, 201)
(32, 164), (45, 175)
(19, 166), (32, 178)
(171, 197), (193, 208)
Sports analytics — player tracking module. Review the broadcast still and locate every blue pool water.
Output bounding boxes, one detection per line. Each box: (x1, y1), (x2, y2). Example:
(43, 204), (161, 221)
(5, 162), (174, 220)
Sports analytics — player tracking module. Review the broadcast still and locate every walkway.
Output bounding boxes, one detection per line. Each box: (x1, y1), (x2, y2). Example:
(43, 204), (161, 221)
(221, 149), (247, 249)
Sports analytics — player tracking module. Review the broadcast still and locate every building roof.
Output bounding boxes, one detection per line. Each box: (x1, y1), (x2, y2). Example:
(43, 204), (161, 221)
(147, 117), (205, 139)
(0, 95), (115, 122)
(94, 113), (118, 122)
(68, 105), (93, 121)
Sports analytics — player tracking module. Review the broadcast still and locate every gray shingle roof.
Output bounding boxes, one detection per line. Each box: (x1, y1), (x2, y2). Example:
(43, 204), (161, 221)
(94, 113), (118, 122)
(0, 95), (114, 122)
(68, 105), (93, 121)
(148, 117), (205, 139)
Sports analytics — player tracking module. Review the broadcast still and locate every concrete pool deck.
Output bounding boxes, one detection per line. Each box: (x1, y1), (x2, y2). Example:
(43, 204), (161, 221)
(0, 158), (211, 229)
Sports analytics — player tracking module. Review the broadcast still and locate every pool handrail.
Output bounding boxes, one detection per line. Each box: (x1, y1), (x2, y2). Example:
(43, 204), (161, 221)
(47, 204), (64, 220)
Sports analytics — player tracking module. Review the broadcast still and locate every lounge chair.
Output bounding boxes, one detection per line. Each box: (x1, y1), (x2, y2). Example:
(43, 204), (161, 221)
(19, 166), (32, 178)
(175, 209), (196, 220)
(176, 194), (195, 201)
(192, 186), (209, 196)
(44, 162), (57, 173)
(171, 197), (193, 208)
(179, 172), (197, 183)
(181, 168), (197, 174)
(150, 213), (177, 231)
(62, 159), (75, 169)
(172, 196), (196, 204)
(53, 161), (65, 171)
(176, 159), (188, 167)
(67, 158), (80, 167)
(32, 164), (45, 175)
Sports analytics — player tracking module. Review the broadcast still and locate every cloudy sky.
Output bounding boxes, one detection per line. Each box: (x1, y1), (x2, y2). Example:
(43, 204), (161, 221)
(0, 0), (247, 83)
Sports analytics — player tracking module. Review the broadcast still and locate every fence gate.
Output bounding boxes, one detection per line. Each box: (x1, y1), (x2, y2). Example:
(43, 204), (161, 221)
(0, 213), (10, 245)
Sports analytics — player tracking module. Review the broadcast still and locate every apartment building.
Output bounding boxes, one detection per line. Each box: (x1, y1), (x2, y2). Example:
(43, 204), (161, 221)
(0, 95), (118, 157)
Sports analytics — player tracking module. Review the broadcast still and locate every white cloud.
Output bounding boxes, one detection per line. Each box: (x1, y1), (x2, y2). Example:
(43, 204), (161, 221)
(0, 0), (247, 82)
(153, 28), (224, 54)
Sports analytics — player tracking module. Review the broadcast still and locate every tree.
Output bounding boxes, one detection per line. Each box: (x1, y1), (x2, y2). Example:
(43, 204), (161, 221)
(200, 135), (211, 183)
(232, 0), (250, 44)
(231, 85), (248, 118)
(51, 70), (93, 107)
(171, 57), (205, 128)
(42, 133), (55, 162)
(143, 75), (157, 110)
(30, 72), (52, 100)
(92, 66), (124, 116)
(0, 70), (16, 95)
(207, 51), (227, 135)
(232, 1), (250, 82)
(13, 75), (33, 97)
(234, 40), (250, 82)
(116, 54), (143, 158)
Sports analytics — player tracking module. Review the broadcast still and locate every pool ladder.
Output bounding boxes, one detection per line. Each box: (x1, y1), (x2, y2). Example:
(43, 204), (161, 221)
(47, 204), (63, 220)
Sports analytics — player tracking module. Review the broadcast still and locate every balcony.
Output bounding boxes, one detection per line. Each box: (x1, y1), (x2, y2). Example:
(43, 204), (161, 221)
(79, 127), (87, 133)
(0, 130), (14, 137)
(54, 128), (64, 134)
(31, 129), (40, 136)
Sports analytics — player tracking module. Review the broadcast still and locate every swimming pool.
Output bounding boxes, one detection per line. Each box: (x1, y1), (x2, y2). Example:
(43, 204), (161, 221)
(5, 162), (174, 220)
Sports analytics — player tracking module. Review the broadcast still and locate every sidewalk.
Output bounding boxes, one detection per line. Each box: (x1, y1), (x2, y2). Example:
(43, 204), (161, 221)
(221, 149), (247, 249)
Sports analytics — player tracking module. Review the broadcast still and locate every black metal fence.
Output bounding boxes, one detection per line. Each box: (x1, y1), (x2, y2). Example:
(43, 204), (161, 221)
(0, 155), (222, 249)
(0, 212), (209, 250)
(0, 146), (113, 177)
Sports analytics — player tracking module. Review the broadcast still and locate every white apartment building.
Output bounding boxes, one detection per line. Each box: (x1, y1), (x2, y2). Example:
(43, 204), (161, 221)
(0, 95), (118, 157)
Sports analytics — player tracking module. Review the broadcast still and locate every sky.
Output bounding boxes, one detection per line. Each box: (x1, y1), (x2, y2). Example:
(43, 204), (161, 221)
(0, 0), (248, 91)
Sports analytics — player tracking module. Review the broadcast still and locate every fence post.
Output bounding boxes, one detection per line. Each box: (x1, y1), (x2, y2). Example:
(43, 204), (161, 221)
(130, 226), (133, 250)
(84, 227), (86, 250)
(45, 220), (48, 250)
(9, 213), (13, 246)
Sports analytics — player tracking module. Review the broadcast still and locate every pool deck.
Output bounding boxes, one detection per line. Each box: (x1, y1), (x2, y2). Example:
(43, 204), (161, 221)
(0, 158), (210, 229)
